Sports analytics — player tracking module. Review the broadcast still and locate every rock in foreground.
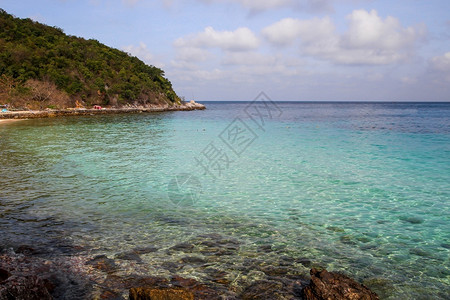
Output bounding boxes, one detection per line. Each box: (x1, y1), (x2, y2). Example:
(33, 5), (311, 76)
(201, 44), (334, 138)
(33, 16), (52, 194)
(303, 268), (379, 300)
(129, 287), (194, 300)
(0, 271), (52, 300)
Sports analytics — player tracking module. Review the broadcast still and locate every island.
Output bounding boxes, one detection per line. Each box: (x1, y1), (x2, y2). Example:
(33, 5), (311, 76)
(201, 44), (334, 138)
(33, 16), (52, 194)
(0, 9), (204, 118)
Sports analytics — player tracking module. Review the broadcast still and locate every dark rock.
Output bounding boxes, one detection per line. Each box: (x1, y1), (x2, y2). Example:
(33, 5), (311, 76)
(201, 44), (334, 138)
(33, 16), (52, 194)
(0, 274), (52, 300)
(260, 265), (291, 276)
(204, 269), (230, 285)
(198, 240), (217, 248)
(360, 244), (378, 251)
(355, 236), (372, 243)
(180, 256), (206, 264)
(170, 243), (194, 252)
(170, 276), (221, 299)
(302, 268), (379, 300)
(0, 268), (10, 283)
(129, 287), (194, 300)
(399, 216), (424, 224)
(42, 278), (57, 294)
(133, 247), (158, 254)
(200, 248), (234, 256)
(441, 243), (450, 249)
(362, 278), (394, 300)
(170, 275), (202, 289)
(326, 226), (345, 233)
(53, 243), (84, 255)
(340, 235), (357, 245)
(240, 280), (285, 299)
(196, 237), (239, 257)
(257, 244), (273, 253)
(115, 252), (142, 262)
(297, 258), (312, 268)
(99, 289), (124, 299)
(409, 248), (432, 257)
(197, 233), (223, 240)
(86, 255), (117, 273)
(128, 275), (219, 300)
(161, 261), (183, 271)
(121, 275), (169, 290)
(16, 245), (37, 255)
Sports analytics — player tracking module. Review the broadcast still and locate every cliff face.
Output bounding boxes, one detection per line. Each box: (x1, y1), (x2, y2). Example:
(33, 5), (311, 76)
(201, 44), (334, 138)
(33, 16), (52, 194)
(0, 9), (180, 110)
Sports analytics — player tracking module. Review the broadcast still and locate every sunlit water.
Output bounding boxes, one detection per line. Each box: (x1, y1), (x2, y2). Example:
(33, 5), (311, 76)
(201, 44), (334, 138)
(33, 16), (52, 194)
(0, 102), (449, 299)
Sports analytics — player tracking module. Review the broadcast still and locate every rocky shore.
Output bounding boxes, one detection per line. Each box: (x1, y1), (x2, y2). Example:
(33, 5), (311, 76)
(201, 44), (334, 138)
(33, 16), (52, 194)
(0, 101), (206, 120)
(0, 244), (379, 300)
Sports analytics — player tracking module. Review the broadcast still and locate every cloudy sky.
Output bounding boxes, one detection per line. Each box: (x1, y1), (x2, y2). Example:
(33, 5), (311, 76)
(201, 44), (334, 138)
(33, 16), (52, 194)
(1, 0), (449, 101)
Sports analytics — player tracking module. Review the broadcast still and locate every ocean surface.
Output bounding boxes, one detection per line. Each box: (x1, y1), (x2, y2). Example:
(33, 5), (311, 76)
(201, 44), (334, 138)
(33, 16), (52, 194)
(0, 101), (449, 299)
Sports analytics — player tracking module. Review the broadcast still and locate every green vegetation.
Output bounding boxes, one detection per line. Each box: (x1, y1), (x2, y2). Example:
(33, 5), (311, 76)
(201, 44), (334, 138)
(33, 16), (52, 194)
(0, 9), (181, 109)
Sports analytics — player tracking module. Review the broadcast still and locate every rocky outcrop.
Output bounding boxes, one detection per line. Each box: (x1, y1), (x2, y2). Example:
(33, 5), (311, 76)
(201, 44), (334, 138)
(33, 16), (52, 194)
(129, 287), (194, 300)
(183, 100), (206, 110)
(127, 275), (221, 300)
(302, 268), (379, 300)
(0, 247), (92, 299)
(0, 270), (53, 300)
(1, 242), (379, 300)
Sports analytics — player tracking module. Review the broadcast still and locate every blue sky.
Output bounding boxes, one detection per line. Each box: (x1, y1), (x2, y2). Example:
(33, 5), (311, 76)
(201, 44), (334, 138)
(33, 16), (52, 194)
(1, 0), (449, 101)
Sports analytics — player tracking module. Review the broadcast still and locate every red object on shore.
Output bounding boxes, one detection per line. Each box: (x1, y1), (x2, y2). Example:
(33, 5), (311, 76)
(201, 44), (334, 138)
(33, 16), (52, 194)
(93, 105), (102, 110)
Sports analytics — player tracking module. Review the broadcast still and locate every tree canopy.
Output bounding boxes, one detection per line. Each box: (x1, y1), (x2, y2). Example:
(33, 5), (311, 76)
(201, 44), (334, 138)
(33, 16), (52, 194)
(0, 9), (180, 109)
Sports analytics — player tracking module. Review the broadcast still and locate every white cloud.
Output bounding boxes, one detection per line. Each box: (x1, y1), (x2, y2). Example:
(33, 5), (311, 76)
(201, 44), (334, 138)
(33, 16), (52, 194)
(263, 9), (425, 65)
(175, 47), (212, 62)
(122, 43), (165, 68)
(222, 52), (277, 66)
(174, 26), (259, 52)
(198, 0), (337, 12)
(429, 52), (450, 83)
(430, 52), (450, 72)
(263, 17), (334, 46)
(343, 9), (420, 50)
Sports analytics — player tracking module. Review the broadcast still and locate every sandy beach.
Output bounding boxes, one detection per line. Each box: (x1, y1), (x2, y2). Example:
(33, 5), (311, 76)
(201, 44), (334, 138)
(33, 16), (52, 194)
(0, 119), (26, 124)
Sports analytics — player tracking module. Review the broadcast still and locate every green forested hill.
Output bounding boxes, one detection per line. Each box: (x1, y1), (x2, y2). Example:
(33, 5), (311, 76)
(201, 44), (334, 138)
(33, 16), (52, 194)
(0, 9), (180, 109)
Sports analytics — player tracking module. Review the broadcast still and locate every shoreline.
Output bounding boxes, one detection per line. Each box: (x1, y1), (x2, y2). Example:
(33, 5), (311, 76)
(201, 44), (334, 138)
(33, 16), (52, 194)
(0, 102), (206, 120)
(0, 119), (26, 124)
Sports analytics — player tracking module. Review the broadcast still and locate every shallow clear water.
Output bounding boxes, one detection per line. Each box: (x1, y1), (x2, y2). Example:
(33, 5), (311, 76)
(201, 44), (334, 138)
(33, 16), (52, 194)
(0, 102), (449, 299)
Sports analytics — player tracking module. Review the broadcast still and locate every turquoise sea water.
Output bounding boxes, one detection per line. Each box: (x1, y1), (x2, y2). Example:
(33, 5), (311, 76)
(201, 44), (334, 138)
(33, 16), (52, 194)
(0, 102), (449, 299)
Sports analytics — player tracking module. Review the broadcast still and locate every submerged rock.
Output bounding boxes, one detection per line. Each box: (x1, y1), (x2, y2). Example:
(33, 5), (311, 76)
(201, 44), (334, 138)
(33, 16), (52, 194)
(129, 287), (194, 300)
(0, 274), (52, 300)
(302, 268), (379, 300)
(296, 258), (312, 268)
(133, 247), (158, 255)
(170, 276), (221, 299)
(179, 256), (206, 265)
(399, 216), (424, 224)
(169, 243), (195, 252)
(16, 245), (38, 255)
(240, 280), (286, 300)
(115, 251), (142, 262)
(86, 255), (117, 273)
(128, 275), (221, 300)
(257, 244), (274, 253)
(259, 265), (291, 276)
